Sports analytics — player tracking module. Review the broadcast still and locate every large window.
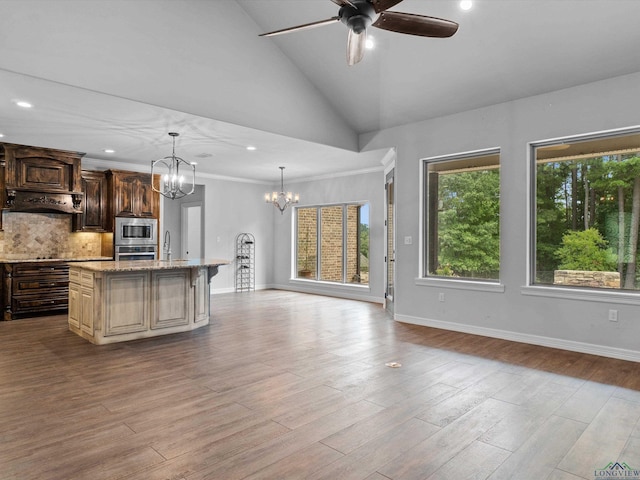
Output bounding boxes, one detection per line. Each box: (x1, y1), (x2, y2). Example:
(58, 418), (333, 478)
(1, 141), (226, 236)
(424, 150), (500, 281)
(533, 129), (640, 291)
(296, 203), (369, 285)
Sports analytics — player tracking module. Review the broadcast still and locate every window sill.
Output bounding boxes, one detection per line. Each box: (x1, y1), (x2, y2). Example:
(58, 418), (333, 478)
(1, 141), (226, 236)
(521, 285), (640, 305)
(415, 277), (505, 293)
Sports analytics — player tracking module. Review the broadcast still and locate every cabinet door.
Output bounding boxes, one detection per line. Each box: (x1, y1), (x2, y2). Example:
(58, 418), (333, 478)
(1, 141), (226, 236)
(68, 282), (81, 329)
(104, 272), (149, 335)
(150, 270), (190, 329)
(2, 144), (83, 193)
(74, 170), (108, 232)
(112, 172), (137, 217)
(80, 287), (94, 334)
(193, 268), (209, 323)
(136, 179), (156, 218)
(109, 171), (158, 218)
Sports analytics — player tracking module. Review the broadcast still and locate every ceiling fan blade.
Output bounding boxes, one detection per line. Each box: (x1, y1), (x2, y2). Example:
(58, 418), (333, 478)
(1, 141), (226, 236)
(329, 0), (357, 7)
(259, 17), (340, 37)
(347, 29), (366, 66)
(370, 0), (404, 14)
(372, 11), (459, 37)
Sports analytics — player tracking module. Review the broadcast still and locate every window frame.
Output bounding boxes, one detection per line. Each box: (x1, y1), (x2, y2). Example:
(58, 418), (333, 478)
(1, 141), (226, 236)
(419, 147), (503, 288)
(293, 201), (370, 286)
(525, 125), (640, 304)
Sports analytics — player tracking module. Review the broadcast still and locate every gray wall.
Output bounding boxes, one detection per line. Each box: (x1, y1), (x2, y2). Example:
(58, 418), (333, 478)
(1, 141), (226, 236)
(360, 71), (640, 360)
(270, 169), (386, 303)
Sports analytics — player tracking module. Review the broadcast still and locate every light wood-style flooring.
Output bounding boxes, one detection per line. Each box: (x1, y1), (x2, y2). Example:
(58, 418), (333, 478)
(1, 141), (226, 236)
(1, 290), (639, 480)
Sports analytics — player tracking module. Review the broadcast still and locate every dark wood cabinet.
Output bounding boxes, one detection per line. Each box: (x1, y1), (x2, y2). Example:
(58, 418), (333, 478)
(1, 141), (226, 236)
(73, 170), (108, 232)
(3, 144), (83, 193)
(2, 262), (70, 320)
(106, 170), (159, 227)
(0, 142), (84, 216)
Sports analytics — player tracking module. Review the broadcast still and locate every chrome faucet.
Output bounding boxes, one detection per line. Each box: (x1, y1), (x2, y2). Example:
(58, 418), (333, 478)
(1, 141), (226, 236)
(163, 230), (172, 261)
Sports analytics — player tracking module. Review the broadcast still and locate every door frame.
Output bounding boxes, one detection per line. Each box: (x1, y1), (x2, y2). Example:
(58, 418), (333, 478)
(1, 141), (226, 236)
(180, 201), (203, 259)
(384, 159), (396, 315)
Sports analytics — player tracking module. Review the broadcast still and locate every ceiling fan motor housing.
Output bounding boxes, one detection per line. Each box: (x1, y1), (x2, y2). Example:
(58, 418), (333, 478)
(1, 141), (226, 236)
(339, 1), (377, 34)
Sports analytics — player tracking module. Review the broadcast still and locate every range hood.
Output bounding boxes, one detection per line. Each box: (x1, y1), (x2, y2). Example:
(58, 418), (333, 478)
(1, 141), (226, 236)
(1, 142), (85, 215)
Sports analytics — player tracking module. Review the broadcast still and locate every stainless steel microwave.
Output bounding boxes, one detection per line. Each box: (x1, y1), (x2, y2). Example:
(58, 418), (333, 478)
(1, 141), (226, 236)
(114, 217), (158, 246)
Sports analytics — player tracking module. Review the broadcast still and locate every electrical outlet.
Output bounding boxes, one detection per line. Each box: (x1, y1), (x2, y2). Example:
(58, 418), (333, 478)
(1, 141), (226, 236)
(439, 293), (445, 302)
(608, 309), (618, 322)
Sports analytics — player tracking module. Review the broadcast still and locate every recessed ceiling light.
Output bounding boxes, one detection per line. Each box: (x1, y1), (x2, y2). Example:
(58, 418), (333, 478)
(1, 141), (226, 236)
(15, 100), (33, 108)
(0, 133), (4, 138)
(246, 145), (257, 151)
(104, 149), (115, 153)
(460, 0), (473, 11)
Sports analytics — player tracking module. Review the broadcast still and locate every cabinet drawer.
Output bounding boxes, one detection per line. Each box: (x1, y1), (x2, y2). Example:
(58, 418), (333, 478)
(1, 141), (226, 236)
(69, 269), (81, 284)
(14, 277), (68, 294)
(11, 293), (68, 314)
(11, 263), (69, 277)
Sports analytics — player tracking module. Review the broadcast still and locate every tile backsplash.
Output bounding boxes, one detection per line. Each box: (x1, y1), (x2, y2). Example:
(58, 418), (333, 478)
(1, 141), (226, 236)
(0, 212), (103, 259)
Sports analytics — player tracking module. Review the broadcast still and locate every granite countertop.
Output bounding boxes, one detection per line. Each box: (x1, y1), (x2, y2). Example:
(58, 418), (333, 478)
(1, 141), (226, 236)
(0, 256), (114, 263)
(70, 258), (230, 272)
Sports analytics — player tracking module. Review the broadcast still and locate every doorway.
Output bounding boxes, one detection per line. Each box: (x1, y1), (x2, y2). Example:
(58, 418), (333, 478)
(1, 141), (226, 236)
(160, 185), (205, 261)
(181, 202), (203, 259)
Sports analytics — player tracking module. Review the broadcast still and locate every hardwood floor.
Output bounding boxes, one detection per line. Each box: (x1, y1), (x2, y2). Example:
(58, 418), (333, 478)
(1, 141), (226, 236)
(1, 290), (639, 480)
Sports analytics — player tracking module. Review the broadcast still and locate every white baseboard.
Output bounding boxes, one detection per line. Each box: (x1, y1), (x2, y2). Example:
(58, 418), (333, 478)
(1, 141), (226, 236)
(210, 284), (273, 295)
(270, 283), (384, 304)
(395, 314), (640, 363)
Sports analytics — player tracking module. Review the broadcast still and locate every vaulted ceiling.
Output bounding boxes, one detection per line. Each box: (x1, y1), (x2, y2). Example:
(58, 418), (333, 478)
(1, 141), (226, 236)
(1, 0), (640, 182)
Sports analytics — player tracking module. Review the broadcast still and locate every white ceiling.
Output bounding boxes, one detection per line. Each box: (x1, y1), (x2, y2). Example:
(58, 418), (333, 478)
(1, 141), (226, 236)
(1, 0), (640, 183)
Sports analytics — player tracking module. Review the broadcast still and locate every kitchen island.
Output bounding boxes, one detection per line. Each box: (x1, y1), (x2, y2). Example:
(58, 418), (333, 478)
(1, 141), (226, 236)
(68, 258), (229, 344)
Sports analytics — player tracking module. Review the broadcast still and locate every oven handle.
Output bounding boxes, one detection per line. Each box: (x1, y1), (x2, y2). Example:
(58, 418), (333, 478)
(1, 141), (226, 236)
(116, 252), (157, 261)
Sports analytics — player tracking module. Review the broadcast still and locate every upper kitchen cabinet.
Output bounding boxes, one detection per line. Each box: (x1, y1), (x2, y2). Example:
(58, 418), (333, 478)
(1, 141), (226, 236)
(0, 142), (84, 216)
(72, 170), (108, 232)
(106, 169), (160, 221)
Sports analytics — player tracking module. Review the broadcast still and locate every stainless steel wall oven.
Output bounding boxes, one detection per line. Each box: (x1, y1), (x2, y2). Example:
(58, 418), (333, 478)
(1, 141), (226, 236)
(114, 217), (158, 261)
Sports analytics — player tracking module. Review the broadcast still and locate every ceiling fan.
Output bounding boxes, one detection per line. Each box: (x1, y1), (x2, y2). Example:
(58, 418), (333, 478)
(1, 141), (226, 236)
(259, 0), (459, 66)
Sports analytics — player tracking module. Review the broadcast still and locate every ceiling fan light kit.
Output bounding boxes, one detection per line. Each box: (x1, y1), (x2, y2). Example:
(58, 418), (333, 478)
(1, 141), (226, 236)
(259, 0), (459, 66)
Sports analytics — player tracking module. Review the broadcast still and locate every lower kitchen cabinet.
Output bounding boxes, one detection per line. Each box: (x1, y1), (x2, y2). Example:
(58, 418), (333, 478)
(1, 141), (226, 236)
(68, 261), (222, 344)
(2, 262), (70, 320)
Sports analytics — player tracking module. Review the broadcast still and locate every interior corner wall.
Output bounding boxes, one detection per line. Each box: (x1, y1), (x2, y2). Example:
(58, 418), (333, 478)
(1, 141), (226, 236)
(270, 170), (385, 303)
(359, 71), (640, 360)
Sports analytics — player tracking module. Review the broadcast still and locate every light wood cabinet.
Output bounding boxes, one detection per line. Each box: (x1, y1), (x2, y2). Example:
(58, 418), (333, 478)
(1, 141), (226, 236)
(68, 262), (222, 344)
(151, 270), (191, 329)
(103, 271), (149, 336)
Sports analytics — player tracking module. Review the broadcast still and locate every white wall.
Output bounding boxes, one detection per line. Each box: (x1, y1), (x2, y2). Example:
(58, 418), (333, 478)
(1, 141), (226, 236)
(270, 169), (386, 303)
(360, 71), (640, 361)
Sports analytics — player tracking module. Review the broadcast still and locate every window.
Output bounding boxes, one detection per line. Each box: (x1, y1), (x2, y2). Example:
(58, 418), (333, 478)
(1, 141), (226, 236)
(424, 150), (500, 281)
(295, 203), (369, 285)
(533, 129), (640, 291)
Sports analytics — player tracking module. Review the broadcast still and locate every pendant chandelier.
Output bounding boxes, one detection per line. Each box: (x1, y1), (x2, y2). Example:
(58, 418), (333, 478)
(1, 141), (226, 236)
(151, 132), (195, 200)
(265, 166), (299, 214)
